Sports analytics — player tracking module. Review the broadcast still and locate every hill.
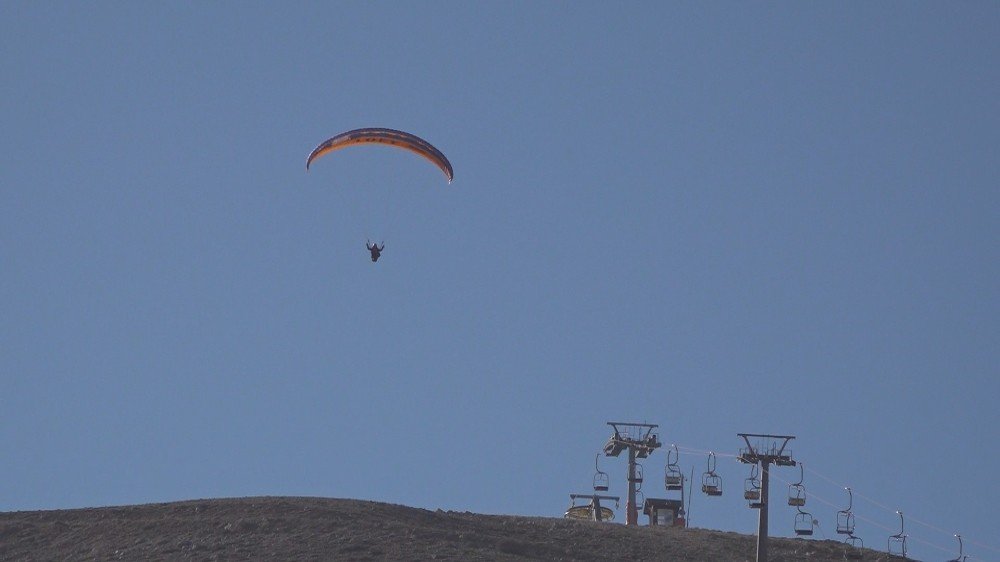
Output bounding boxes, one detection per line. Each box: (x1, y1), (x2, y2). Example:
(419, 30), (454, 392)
(0, 496), (912, 561)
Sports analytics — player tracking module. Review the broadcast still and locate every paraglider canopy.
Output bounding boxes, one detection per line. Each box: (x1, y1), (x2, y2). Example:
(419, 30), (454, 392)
(306, 127), (453, 183)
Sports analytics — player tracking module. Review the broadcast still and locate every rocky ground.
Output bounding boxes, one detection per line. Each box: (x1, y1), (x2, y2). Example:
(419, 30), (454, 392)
(0, 496), (913, 561)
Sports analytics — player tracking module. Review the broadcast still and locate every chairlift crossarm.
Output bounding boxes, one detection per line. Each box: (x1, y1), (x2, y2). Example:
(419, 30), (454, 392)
(605, 422), (661, 457)
(737, 433), (796, 465)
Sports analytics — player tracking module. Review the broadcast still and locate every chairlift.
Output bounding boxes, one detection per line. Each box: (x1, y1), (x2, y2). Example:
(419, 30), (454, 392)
(701, 451), (723, 497)
(593, 454), (609, 492)
(744, 464), (762, 508)
(665, 444), (684, 491)
(844, 534), (864, 560)
(629, 462), (644, 484)
(948, 533), (967, 562)
(788, 462), (806, 507)
(794, 506), (815, 536)
(836, 487), (856, 535)
(887, 511), (907, 558)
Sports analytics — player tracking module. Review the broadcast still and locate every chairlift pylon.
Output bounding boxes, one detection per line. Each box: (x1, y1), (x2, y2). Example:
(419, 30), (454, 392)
(701, 451), (722, 497)
(788, 462), (806, 507)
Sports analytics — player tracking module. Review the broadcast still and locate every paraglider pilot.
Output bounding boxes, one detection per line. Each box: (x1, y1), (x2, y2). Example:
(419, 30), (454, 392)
(366, 240), (385, 262)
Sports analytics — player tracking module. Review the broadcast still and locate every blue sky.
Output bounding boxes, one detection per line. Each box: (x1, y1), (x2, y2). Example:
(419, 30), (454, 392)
(2, 2), (997, 560)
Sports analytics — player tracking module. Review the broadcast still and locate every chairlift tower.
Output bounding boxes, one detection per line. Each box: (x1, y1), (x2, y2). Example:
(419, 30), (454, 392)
(603, 421), (661, 526)
(737, 433), (797, 562)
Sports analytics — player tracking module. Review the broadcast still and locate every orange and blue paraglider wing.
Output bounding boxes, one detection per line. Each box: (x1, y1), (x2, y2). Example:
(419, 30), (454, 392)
(306, 128), (453, 183)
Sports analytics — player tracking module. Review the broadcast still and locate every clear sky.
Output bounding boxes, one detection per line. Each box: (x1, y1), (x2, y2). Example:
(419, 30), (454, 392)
(2, 2), (997, 560)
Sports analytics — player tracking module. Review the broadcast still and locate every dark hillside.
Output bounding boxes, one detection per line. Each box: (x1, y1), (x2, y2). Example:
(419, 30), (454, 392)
(0, 497), (912, 561)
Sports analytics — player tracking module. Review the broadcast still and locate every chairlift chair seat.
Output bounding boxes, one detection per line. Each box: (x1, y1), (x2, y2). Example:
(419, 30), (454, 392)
(592, 454), (610, 493)
(888, 535), (907, 557)
(794, 511), (815, 536)
(664, 470), (683, 490)
(701, 471), (723, 496)
(788, 482), (806, 507)
(593, 470), (610, 493)
(744, 472), (761, 502)
(836, 511), (855, 535)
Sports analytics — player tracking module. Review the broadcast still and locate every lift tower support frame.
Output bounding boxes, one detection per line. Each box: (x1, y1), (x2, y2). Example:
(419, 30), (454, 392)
(603, 422), (661, 526)
(737, 433), (797, 562)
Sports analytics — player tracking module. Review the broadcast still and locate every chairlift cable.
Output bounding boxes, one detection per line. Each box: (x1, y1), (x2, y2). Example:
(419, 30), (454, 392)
(661, 440), (996, 558)
(767, 468), (967, 557)
(801, 464), (1000, 555)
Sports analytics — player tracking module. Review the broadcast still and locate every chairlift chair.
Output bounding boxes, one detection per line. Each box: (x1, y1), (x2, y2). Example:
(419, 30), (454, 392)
(837, 510), (856, 537)
(665, 445), (684, 491)
(665, 468), (684, 490)
(744, 464), (762, 508)
(887, 511), (907, 558)
(629, 462), (644, 484)
(701, 452), (722, 496)
(593, 454), (609, 492)
(701, 473), (723, 496)
(788, 485), (806, 507)
(836, 487), (856, 535)
(794, 507), (815, 536)
(788, 462), (806, 507)
(948, 533), (967, 562)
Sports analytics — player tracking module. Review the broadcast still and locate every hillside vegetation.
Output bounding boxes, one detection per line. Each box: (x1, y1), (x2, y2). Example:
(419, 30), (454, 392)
(0, 497), (913, 561)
